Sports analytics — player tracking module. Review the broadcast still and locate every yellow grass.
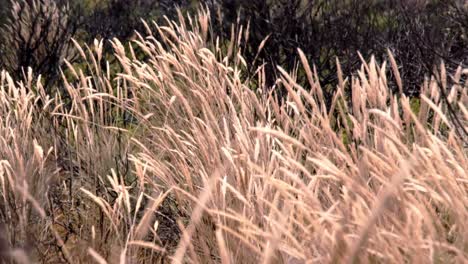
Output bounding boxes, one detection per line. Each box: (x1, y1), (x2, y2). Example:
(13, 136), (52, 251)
(0, 9), (467, 264)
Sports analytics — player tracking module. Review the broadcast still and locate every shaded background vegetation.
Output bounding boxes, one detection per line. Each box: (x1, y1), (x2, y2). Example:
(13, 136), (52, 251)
(1, 0), (467, 99)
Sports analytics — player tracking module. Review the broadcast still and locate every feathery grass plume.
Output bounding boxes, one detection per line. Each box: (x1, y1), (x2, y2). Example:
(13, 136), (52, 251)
(0, 7), (466, 264)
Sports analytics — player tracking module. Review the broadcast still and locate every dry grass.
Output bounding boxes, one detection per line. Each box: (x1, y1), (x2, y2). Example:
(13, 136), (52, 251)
(0, 9), (467, 264)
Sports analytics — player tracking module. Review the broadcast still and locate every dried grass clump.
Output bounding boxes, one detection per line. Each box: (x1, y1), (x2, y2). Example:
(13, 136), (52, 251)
(0, 9), (467, 264)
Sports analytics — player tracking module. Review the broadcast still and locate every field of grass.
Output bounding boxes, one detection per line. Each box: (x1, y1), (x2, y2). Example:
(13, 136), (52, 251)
(0, 10), (467, 263)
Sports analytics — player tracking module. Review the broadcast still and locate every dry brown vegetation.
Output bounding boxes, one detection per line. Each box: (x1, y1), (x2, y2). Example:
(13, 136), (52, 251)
(0, 9), (467, 264)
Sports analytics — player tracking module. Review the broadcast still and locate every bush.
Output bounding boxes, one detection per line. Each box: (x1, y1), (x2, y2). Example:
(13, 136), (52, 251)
(207, 0), (468, 101)
(0, 0), (78, 89)
(80, 0), (192, 41)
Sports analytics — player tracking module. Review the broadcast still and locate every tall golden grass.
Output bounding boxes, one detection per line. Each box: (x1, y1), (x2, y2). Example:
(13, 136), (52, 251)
(0, 9), (467, 263)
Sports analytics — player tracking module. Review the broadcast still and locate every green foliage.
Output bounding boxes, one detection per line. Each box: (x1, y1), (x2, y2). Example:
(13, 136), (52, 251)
(410, 97), (421, 115)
